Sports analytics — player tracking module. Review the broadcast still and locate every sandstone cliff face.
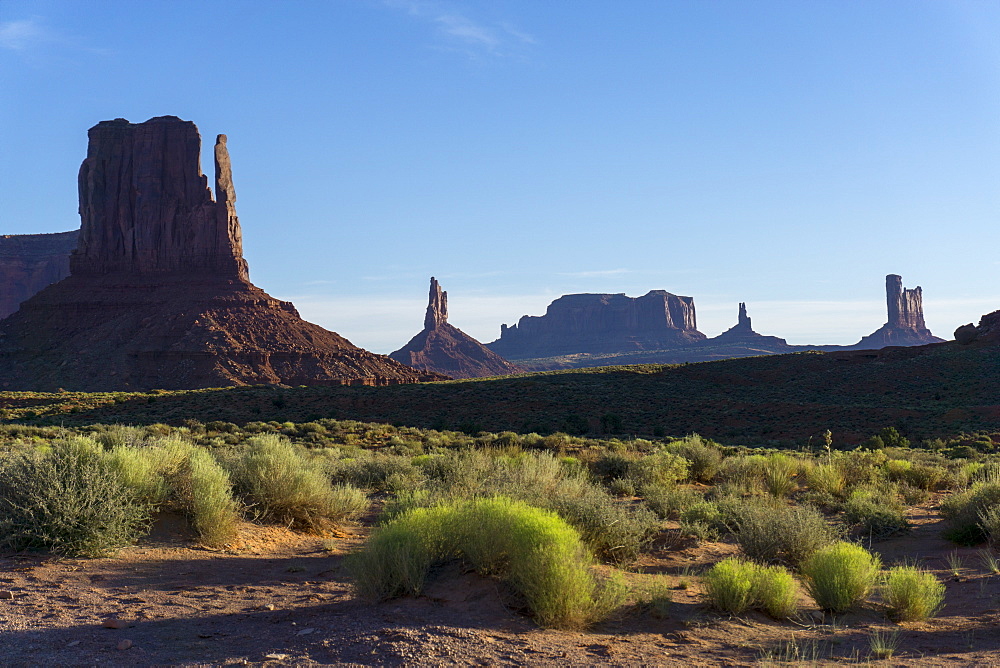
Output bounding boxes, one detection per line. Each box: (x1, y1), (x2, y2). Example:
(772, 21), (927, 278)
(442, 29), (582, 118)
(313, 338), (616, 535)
(487, 290), (705, 359)
(0, 117), (441, 391)
(390, 277), (524, 379)
(851, 274), (943, 349)
(0, 230), (78, 319)
(73, 117), (248, 280)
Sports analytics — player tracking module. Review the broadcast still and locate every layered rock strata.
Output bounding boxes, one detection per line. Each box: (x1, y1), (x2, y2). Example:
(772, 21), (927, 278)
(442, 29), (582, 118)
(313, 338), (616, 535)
(390, 277), (524, 379)
(487, 290), (705, 359)
(0, 230), (78, 319)
(0, 116), (441, 390)
(851, 275), (943, 349)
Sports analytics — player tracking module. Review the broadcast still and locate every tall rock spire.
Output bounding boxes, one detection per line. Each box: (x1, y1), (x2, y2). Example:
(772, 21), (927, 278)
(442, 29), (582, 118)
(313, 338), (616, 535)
(391, 277), (524, 379)
(852, 274), (941, 349)
(424, 276), (448, 330)
(72, 116), (248, 280)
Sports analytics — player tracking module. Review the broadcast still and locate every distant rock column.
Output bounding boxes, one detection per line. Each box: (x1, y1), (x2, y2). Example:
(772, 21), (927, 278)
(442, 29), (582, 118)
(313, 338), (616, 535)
(886, 274), (926, 330)
(738, 302), (751, 330)
(424, 276), (448, 330)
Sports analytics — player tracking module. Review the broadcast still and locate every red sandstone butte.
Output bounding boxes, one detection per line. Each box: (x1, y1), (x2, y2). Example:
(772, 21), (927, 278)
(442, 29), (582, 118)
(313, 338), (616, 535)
(0, 116), (443, 391)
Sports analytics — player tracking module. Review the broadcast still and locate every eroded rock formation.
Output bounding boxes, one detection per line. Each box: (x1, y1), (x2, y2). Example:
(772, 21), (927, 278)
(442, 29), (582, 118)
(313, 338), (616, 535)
(0, 116), (442, 391)
(851, 274), (943, 349)
(73, 118), (248, 279)
(487, 290), (705, 359)
(706, 302), (791, 349)
(954, 310), (1000, 345)
(0, 230), (78, 319)
(390, 277), (524, 379)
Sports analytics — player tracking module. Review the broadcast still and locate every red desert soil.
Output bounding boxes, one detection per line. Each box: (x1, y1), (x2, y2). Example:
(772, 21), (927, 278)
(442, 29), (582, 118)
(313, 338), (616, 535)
(2, 501), (1000, 666)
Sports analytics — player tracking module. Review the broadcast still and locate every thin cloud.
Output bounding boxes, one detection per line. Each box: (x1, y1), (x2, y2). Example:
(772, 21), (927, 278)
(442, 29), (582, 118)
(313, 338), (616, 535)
(0, 19), (44, 51)
(500, 22), (537, 45)
(435, 14), (498, 48)
(383, 0), (535, 57)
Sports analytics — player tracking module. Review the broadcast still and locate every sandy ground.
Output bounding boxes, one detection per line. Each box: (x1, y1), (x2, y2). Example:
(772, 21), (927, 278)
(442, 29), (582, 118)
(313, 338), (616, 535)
(2, 502), (1000, 667)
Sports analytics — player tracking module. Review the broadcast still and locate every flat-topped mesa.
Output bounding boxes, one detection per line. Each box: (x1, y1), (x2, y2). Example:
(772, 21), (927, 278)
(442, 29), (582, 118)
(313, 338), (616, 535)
(424, 276), (448, 329)
(72, 116), (249, 280)
(487, 290), (705, 359)
(851, 274), (943, 349)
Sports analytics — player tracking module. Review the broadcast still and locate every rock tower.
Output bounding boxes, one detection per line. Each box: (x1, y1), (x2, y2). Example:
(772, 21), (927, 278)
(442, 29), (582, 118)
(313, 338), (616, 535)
(852, 274), (942, 349)
(0, 116), (442, 390)
(390, 277), (524, 379)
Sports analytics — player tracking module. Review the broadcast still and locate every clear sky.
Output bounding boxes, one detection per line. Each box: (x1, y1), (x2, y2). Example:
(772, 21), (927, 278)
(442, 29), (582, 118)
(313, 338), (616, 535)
(2, 0), (998, 353)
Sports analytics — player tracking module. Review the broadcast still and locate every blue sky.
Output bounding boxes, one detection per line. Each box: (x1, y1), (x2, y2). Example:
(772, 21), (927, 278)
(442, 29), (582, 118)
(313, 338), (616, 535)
(2, 0), (999, 352)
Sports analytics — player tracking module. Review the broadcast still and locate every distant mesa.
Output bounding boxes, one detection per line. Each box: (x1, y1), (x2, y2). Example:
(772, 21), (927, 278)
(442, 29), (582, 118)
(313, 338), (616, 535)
(0, 230), (78, 319)
(850, 274), (943, 349)
(389, 277), (524, 379)
(487, 290), (705, 359)
(0, 116), (442, 391)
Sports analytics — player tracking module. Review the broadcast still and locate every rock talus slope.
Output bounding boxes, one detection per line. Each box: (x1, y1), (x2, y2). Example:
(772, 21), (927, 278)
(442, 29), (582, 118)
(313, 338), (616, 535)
(390, 277), (523, 379)
(0, 116), (441, 391)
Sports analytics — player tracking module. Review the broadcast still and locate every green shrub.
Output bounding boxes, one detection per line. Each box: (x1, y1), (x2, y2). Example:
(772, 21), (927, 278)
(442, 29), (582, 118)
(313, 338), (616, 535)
(837, 450), (888, 489)
(386, 451), (658, 565)
(801, 542), (880, 612)
(979, 506), (1000, 547)
(666, 434), (722, 483)
(753, 564), (800, 619)
(842, 484), (909, 538)
(184, 448), (241, 547)
(733, 500), (837, 568)
(703, 557), (799, 618)
(881, 565), (945, 621)
(940, 480), (1000, 545)
(227, 435), (368, 531)
(546, 480), (659, 564)
(0, 439), (150, 557)
(704, 557), (756, 614)
(642, 484), (703, 519)
(348, 497), (625, 628)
